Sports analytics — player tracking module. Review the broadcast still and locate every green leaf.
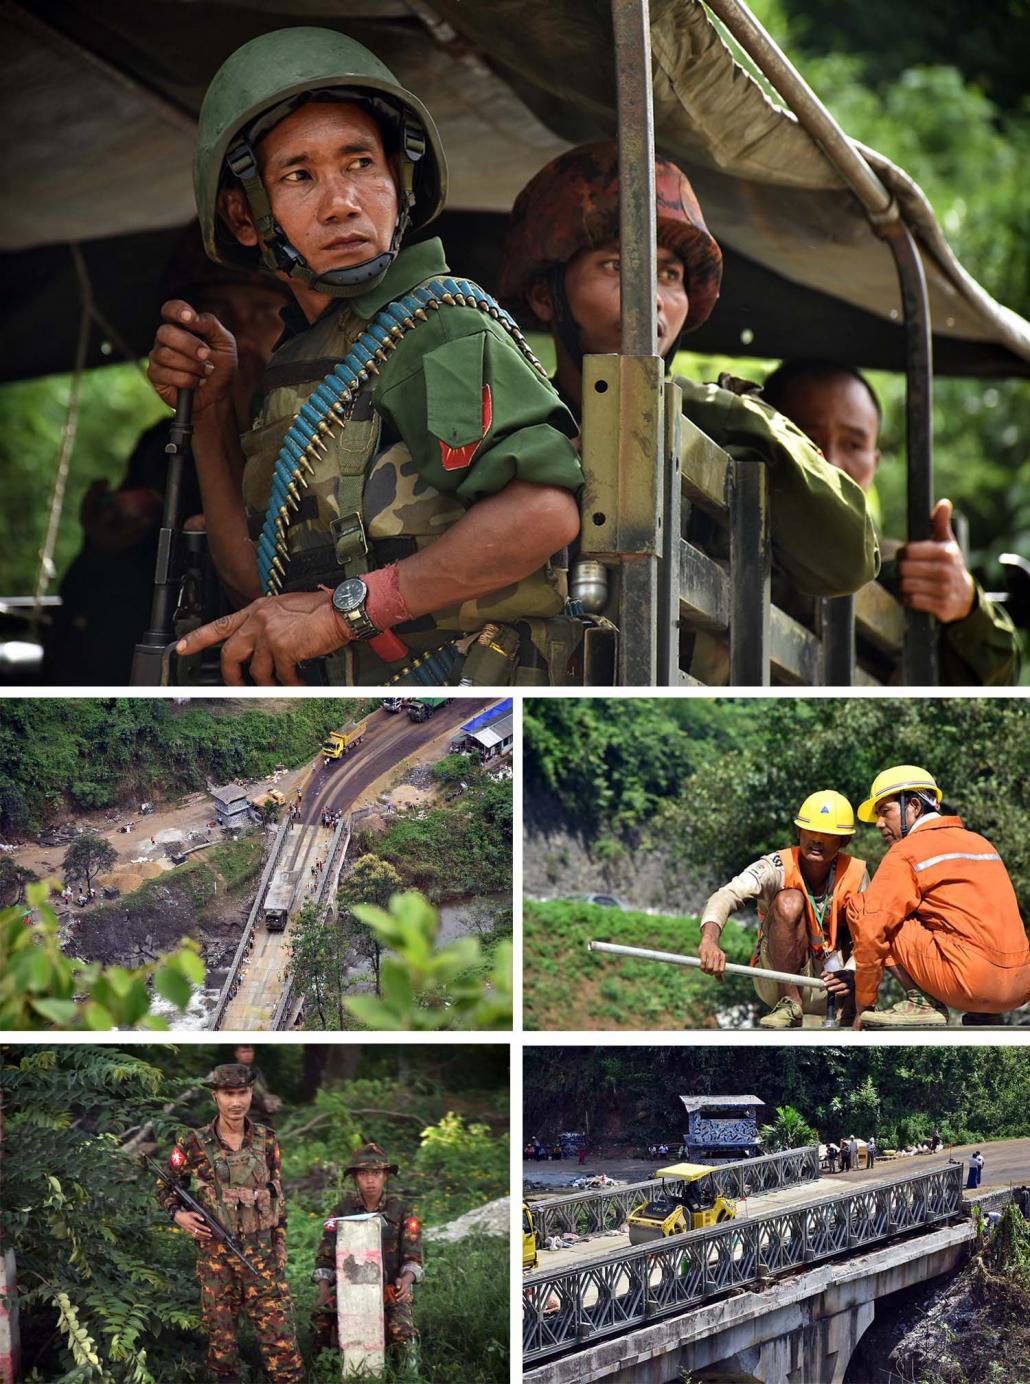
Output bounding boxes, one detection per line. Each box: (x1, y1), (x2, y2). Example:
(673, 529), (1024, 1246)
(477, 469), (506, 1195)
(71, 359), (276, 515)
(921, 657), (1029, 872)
(30, 998), (79, 1026)
(153, 967), (192, 1010)
(82, 1001), (115, 1030)
(175, 949), (206, 985)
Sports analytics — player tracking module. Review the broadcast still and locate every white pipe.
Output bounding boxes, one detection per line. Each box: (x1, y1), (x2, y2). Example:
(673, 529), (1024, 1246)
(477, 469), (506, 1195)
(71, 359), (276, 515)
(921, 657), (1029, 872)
(587, 940), (828, 990)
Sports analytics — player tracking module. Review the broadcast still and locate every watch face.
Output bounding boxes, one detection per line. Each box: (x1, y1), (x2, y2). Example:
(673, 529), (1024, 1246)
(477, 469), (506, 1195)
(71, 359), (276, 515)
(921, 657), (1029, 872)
(333, 578), (368, 614)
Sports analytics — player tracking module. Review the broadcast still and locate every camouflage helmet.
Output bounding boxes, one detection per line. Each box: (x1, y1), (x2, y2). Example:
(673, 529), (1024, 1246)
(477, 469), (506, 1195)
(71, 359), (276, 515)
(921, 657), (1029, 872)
(345, 1141), (399, 1176)
(203, 1063), (256, 1091)
(194, 27), (447, 297)
(500, 141), (722, 333)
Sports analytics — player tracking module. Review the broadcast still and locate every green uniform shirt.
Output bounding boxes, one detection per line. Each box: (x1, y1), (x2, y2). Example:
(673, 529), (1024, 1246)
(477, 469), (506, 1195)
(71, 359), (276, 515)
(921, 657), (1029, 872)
(877, 556), (1021, 686)
(674, 375), (880, 597)
(313, 1191), (423, 1284)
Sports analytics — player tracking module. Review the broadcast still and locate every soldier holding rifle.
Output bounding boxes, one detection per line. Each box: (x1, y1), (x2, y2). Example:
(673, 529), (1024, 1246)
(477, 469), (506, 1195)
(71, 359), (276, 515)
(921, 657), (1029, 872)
(154, 1062), (303, 1383)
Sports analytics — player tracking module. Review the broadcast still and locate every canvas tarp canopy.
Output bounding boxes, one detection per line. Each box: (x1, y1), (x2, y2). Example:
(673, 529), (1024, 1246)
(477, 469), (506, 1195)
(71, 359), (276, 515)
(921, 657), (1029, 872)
(3, 0), (1028, 382)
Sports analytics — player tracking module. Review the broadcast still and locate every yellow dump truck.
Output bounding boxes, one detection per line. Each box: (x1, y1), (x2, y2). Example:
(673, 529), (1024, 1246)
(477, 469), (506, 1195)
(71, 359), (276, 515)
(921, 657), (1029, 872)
(321, 720), (368, 762)
(627, 1163), (736, 1244)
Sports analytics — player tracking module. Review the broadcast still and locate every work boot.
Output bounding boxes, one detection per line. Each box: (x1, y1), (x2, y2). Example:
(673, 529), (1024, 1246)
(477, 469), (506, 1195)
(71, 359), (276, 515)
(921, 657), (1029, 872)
(758, 997), (803, 1029)
(860, 991), (949, 1028)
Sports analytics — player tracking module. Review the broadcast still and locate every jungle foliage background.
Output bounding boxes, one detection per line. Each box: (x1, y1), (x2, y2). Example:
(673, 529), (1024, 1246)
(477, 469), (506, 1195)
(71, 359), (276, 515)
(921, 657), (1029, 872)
(0, 0), (1026, 633)
(0, 698), (376, 837)
(523, 697), (1030, 1028)
(1, 1043), (509, 1383)
(523, 1045), (1030, 1153)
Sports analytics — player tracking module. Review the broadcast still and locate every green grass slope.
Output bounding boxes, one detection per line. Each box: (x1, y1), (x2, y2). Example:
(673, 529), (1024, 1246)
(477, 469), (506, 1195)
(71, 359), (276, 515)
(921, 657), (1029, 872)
(523, 900), (757, 1030)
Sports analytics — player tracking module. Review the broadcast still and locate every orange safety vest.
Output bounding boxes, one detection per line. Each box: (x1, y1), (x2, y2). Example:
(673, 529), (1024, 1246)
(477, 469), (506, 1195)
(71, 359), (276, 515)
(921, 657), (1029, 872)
(753, 847), (867, 965)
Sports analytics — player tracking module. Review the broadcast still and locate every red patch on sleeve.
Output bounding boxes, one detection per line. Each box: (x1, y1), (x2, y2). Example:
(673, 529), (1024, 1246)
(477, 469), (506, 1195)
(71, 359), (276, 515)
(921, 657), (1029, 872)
(169, 1146), (186, 1171)
(439, 385), (492, 471)
(405, 1216), (420, 1235)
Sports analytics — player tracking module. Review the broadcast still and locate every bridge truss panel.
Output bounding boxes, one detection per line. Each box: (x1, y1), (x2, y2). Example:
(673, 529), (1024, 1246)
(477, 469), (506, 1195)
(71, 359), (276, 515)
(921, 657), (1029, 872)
(522, 1162), (964, 1364)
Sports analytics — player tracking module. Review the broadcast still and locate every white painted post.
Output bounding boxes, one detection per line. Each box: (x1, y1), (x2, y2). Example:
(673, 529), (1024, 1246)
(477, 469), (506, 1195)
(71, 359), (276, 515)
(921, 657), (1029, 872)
(335, 1215), (385, 1377)
(0, 1249), (21, 1384)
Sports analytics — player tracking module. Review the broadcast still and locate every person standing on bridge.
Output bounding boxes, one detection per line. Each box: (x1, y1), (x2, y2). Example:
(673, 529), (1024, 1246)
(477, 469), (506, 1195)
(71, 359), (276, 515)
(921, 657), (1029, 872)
(312, 1141), (423, 1372)
(154, 1063), (303, 1384)
(698, 791), (869, 1029)
(846, 766), (1030, 1028)
(966, 1151), (985, 1189)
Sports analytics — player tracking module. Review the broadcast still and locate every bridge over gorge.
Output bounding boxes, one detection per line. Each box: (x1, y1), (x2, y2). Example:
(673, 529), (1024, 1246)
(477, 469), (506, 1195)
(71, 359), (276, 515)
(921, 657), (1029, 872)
(209, 699), (491, 1030)
(523, 1162), (986, 1383)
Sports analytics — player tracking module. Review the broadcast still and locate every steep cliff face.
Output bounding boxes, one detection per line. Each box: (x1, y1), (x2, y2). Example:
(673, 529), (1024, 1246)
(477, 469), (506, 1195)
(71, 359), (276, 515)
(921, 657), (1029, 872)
(523, 790), (716, 915)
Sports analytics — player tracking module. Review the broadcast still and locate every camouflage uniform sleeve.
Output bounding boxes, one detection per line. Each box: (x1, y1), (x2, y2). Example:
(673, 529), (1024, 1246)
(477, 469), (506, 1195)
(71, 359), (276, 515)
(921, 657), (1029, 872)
(374, 308), (584, 502)
(312, 1201), (344, 1283)
(676, 377), (880, 597)
(155, 1130), (204, 1219)
(939, 581), (1021, 686)
(264, 1126), (287, 1256)
(398, 1206), (424, 1283)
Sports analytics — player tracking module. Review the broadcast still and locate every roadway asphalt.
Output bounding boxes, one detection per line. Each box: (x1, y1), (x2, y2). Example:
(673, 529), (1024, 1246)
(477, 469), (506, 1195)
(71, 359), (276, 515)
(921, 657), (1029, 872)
(524, 1137), (1030, 1196)
(297, 699), (491, 825)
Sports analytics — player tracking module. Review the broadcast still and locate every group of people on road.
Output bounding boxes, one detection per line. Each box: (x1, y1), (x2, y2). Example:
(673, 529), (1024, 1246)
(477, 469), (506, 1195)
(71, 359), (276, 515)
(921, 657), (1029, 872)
(39, 22), (1018, 689)
(700, 763), (1030, 1029)
(156, 1063), (422, 1382)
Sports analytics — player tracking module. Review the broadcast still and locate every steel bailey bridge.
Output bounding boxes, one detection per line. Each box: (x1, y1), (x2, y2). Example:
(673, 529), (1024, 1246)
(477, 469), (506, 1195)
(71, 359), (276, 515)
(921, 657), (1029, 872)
(527, 1146), (821, 1243)
(523, 1162), (964, 1365)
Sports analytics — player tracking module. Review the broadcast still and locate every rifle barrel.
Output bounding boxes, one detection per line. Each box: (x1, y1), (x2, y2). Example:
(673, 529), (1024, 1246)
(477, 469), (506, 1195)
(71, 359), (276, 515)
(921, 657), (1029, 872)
(587, 940), (828, 991)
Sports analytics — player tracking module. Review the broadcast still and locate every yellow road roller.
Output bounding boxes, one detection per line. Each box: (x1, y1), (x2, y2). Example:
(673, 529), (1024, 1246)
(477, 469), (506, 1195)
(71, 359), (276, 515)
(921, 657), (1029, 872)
(627, 1163), (736, 1244)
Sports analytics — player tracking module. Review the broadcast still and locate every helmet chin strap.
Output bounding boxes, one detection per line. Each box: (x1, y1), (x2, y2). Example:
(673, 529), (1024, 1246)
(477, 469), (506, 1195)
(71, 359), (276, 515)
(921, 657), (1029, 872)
(898, 791), (912, 839)
(226, 117), (424, 299)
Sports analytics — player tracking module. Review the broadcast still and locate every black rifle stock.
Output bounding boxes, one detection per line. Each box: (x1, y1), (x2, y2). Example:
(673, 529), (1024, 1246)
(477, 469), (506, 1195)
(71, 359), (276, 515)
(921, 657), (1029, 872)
(145, 1153), (260, 1275)
(131, 389), (193, 685)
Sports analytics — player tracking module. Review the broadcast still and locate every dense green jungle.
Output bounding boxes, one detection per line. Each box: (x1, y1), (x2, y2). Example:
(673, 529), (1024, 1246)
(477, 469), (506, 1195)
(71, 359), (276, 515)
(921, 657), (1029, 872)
(523, 1045), (1030, 1153)
(1, 1044), (509, 1383)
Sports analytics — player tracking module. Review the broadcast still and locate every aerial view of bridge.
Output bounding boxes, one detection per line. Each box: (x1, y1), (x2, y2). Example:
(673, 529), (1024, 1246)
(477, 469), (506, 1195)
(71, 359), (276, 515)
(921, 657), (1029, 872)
(209, 697), (495, 1030)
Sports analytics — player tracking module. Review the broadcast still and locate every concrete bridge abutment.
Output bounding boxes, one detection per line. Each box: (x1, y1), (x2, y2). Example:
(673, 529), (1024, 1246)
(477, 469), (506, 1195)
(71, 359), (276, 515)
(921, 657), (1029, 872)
(524, 1222), (973, 1384)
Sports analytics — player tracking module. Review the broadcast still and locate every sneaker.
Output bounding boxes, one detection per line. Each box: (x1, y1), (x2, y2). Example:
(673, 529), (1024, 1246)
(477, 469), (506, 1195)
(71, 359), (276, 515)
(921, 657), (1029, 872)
(758, 997), (804, 1029)
(860, 991), (948, 1028)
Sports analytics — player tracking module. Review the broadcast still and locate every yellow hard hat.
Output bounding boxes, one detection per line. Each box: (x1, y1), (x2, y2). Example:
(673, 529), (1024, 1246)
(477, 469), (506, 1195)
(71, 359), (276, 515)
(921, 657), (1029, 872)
(857, 766), (942, 823)
(794, 790), (855, 835)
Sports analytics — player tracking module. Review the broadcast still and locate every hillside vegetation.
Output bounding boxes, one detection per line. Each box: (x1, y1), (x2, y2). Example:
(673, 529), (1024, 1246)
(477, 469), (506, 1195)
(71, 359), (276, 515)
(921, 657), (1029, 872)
(0, 698), (377, 836)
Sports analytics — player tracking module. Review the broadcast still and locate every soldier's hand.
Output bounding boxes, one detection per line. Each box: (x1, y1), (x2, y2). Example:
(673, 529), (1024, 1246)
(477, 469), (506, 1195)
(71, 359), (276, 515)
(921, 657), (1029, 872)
(174, 1210), (212, 1240)
(394, 1273), (414, 1303)
(176, 591), (352, 686)
(147, 299), (238, 417)
(315, 1282), (332, 1307)
(698, 923), (726, 979)
(897, 499), (976, 624)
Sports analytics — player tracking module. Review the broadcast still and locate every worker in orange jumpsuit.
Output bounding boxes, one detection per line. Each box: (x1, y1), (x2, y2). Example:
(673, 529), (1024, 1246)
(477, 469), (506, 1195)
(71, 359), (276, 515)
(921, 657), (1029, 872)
(844, 765), (1030, 1028)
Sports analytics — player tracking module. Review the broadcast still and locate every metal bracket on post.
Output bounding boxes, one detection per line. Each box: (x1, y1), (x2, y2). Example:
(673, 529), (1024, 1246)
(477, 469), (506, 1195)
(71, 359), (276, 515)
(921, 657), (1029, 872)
(821, 595), (855, 685)
(728, 459), (770, 685)
(580, 353), (665, 686)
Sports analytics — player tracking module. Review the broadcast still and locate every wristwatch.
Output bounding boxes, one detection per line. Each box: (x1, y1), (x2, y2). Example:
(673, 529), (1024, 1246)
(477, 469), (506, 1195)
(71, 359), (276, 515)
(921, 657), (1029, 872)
(330, 577), (380, 641)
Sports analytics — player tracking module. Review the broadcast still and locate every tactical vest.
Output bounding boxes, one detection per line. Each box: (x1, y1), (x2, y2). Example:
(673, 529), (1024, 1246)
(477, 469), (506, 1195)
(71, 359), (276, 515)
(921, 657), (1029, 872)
(754, 848), (866, 963)
(240, 280), (573, 683)
(195, 1123), (281, 1239)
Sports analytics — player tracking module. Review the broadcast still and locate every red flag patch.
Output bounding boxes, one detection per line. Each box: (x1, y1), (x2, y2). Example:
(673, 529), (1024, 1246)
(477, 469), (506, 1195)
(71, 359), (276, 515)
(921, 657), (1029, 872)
(439, 385), (492, 471)
(169, 1146), (186, 1171)
(405, 1216), (420, 1235)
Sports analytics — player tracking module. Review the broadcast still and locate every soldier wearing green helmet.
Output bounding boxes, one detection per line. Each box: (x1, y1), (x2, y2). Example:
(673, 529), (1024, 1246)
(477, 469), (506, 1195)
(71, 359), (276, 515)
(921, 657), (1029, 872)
(147, 27), (585, 686)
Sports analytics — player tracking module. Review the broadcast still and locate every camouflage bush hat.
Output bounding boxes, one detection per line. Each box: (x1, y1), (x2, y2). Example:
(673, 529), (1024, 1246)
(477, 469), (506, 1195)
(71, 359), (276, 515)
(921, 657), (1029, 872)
(203, 1063), (256, 1091)
(500, 141), (722, 334)
(345, 1141), (399, 1176)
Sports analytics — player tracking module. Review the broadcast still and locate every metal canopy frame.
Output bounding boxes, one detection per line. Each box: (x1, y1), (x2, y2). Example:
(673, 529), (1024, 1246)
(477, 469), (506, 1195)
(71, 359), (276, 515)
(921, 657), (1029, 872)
(600, 0), (941, 685)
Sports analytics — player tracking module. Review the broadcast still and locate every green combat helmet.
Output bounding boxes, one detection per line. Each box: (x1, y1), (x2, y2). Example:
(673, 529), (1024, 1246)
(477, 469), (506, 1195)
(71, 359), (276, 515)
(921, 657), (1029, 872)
(194, 27), (447, 297)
